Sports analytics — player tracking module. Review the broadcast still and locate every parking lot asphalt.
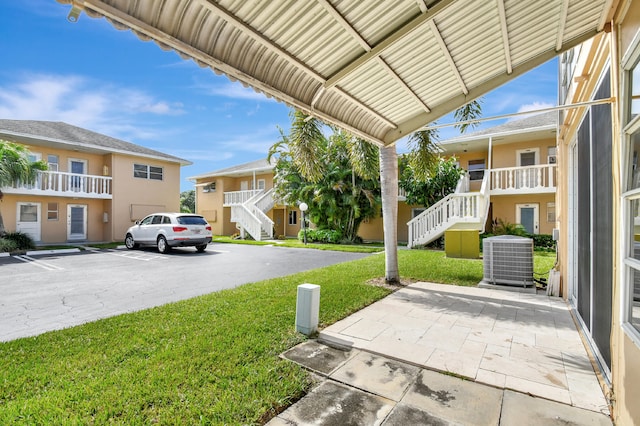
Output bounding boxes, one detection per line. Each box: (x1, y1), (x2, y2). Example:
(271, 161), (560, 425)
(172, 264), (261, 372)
(0, 243), (372, 341)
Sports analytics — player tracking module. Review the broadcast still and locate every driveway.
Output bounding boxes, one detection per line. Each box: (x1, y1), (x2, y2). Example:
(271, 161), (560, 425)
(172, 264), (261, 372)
(0, 244), (372, 341)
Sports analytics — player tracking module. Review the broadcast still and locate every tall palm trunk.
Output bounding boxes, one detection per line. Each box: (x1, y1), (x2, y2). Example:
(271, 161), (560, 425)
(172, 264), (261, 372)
(379, 144), (399, 283)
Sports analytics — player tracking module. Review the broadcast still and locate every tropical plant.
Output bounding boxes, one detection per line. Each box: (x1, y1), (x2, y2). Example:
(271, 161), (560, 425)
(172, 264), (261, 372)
(399, 155), (465, 207)
(180, 190), (195, 213)
(0, 140), (48, 235)
(268, 111), (381, 242)
(491, 218), (529, 236)
(2, 231), (36, 251)
(271, 99), (482, 283)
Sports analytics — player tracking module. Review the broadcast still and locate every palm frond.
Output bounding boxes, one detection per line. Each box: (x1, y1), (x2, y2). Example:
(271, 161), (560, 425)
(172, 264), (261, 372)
(454, 99), (483, 133)
(289, 110), (326, 183)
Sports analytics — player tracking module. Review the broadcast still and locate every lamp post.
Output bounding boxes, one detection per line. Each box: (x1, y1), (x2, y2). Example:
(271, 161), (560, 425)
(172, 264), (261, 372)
(299, 202), (308, 245)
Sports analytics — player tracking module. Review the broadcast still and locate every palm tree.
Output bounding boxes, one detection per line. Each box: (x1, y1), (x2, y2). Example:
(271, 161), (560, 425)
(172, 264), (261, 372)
(274, 101), (482, 284)
(268, 111), (381, 242)
(0, 140), (47, 235)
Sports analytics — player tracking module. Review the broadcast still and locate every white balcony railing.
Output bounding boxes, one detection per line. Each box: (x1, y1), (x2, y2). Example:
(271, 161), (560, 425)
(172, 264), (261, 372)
(407, 173), (489, 248)
(224, 190), (262, 206)
(2, 170), (112, 199)
(490, 164), (557, 194)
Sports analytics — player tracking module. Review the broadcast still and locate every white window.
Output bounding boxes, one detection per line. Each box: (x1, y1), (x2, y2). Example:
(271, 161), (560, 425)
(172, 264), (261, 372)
(288, 210), (297, 225)
(517, 148), (539, 166)
(622, 34), (640, 342)
(547, 202), (556, 223)
(257, 179), (266, 190)
(468, 159), (485, 181)
(47, 202), (58, 221)
(411, 208), (426, 219)
(202, 182), (216, 193)
(134, 164), (163, 181)
(47, 154), (59, 171)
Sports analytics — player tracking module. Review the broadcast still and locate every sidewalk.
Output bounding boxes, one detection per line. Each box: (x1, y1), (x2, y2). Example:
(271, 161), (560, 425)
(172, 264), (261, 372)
(270, 282), (612, 425)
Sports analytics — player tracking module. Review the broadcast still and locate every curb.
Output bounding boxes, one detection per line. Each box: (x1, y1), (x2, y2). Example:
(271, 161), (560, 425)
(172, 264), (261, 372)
(26, 248), (81, 256)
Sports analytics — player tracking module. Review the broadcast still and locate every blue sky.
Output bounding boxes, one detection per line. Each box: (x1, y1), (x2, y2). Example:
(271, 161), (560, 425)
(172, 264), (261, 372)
(1, 1), (558, 191)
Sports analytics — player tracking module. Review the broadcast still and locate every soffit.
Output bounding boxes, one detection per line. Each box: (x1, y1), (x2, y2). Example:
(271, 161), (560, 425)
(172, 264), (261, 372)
(57, 0), (616, 146)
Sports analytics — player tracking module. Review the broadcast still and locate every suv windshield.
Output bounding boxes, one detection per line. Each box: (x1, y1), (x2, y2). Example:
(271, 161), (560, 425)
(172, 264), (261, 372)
(177, 215), (207, 225)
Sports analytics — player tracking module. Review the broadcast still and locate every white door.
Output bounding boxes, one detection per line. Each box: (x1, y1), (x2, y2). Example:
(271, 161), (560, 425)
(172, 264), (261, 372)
(16, 203), (41, 241)
(67, 205), (87, 240)
(69, 159), (87, 192)
(240, 181), (249, 191)
(516, 203), (539, 234)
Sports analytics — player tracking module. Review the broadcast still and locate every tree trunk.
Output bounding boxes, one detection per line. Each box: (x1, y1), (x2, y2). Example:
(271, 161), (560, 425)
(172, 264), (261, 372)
(379, 144), (399, 283)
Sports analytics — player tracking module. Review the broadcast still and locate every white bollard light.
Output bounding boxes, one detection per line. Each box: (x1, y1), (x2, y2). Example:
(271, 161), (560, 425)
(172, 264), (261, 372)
(296, 283), (320, 335)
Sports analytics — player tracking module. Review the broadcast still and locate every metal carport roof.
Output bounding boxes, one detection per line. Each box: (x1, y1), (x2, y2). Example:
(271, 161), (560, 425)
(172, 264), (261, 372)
(57, 0), (616, 146)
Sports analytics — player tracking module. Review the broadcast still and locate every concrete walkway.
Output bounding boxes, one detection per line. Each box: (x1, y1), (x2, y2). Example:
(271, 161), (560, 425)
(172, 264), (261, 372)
(270, 282), (612, 425)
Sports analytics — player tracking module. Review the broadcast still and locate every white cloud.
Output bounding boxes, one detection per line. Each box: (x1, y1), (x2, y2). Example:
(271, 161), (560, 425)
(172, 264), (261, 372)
(198, 80), (275, 102)
(505, 102), (556, 121)
(0, 72), (186, 140)
(516, 102), (555, 114)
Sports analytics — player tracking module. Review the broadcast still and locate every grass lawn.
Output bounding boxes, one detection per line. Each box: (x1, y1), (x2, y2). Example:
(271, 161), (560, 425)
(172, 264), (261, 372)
(212, 235), (386, 253)
(0, 249), (556, 424)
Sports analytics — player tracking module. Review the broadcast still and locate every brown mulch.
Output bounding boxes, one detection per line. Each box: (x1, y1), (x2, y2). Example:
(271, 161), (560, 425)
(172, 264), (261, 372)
(366, 277), (418, 291)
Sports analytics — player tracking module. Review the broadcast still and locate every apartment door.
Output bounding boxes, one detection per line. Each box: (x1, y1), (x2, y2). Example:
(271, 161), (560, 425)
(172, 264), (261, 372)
(516, 203), (538, 234)
(67, 205), (87, 240)
(16, 202), (41, 241)
(69, 159), (87, 192)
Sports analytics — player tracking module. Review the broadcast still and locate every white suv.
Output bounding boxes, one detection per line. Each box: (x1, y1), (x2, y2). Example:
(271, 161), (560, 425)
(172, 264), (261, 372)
(124, 213), (212, 253)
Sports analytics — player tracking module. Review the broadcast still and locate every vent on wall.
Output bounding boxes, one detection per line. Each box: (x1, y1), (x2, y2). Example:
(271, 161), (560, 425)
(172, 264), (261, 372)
(482, 235), (534, 287)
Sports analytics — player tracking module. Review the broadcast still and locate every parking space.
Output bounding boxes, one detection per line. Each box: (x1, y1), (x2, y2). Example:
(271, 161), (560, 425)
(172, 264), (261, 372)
(0, 244), (371, 342)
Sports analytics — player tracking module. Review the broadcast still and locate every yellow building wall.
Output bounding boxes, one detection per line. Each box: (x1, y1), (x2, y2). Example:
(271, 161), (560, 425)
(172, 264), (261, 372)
(358, 202), (414, 242)
(110, 153), (181, 242)
(489, 194), (556, 235)
(194, 172), (277, 237)
(492, 139), (556, 168)
(2, 194), (110, 243)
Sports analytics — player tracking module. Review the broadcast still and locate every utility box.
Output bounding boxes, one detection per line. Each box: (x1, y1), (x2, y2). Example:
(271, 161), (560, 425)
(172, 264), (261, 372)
(296, 284), (320, 335)
(445, 230), (479, 259)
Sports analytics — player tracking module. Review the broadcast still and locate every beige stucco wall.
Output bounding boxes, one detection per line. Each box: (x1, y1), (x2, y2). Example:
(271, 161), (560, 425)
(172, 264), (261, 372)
(489, 194), (556, 235)
(358, 202), (415, 242)
(1, 194), (111, 244)
(110, 154), (181, 241)
(194, 172), (279, 237)
(492, 139), (556, 168)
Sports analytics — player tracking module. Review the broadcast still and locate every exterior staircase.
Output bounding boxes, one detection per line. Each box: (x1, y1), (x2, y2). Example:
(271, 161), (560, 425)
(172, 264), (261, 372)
(407, 173), (490, 248)
(226, 188), (276, 241)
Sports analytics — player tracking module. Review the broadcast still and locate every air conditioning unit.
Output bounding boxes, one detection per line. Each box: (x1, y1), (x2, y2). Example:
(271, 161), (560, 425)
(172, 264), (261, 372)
(548, 155), (557, 164)
(482, 235), (534, 287)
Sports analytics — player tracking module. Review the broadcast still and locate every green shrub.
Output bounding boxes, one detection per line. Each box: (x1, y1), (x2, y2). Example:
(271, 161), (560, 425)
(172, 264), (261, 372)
(0, 238), (18, 253)
(2, 231), (35, 250)
(532, 234), (555, 250)
(297, 228), (343, 243)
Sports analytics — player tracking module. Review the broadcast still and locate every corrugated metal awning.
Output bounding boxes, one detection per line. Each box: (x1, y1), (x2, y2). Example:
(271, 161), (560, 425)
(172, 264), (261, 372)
(57, 0), (616, 146)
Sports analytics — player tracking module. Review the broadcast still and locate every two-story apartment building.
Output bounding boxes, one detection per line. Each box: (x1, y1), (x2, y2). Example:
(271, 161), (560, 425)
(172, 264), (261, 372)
(191, 112), (557, 246)
(0, 120), (190, 244)
(189, 159), (294, 240)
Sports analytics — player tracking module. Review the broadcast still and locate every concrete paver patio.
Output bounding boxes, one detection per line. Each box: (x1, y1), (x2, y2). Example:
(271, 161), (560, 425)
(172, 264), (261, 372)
(318, 282), (608, 414)
(272, 282), (612, 424)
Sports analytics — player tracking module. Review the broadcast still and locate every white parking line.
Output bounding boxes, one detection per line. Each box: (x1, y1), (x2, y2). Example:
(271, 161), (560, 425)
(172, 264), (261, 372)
(14, 255), (64, 271)
(103, 249), (162, 261)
